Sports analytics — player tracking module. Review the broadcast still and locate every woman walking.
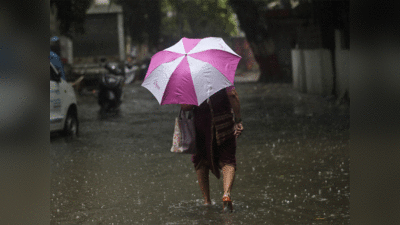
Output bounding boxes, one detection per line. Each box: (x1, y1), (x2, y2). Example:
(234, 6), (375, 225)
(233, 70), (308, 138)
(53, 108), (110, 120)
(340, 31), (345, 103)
(181, 86), (243, 212)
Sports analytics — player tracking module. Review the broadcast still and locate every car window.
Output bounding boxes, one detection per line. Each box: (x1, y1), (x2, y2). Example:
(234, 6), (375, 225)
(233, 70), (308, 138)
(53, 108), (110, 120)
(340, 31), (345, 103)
(50, 63), (59, 81)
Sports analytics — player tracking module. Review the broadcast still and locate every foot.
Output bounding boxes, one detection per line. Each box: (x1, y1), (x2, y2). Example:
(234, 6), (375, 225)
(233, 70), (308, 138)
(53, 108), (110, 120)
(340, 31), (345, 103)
(222, 193), (231, 201)
(222, 194), (233, 212)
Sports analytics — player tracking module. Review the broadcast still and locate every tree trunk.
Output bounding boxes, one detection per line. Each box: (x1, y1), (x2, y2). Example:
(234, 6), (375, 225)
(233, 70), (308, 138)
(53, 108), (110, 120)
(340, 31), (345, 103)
(146, 0), (161, 51)
(229, 0), (279, 82)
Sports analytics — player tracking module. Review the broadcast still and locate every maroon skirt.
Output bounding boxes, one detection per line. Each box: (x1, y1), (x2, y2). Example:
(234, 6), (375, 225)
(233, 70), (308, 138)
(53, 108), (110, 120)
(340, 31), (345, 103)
(191, 100), (236, 179)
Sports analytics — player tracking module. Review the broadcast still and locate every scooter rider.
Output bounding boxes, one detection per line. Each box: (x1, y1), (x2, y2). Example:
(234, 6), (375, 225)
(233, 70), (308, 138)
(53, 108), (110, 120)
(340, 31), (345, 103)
(98, 62), (125, 113)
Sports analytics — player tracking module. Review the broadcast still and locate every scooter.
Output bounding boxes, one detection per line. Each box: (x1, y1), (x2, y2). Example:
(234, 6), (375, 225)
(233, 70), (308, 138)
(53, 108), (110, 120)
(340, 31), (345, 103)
(98, 63), (125, 116)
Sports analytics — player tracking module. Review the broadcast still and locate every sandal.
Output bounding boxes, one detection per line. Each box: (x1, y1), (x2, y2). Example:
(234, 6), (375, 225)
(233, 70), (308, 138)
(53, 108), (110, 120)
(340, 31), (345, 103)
(222, 194), (233, 212)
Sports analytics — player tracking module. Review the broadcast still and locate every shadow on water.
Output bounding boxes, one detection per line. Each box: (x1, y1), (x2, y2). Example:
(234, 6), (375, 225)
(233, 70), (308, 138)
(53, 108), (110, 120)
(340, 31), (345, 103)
(50, 83), (349, 225)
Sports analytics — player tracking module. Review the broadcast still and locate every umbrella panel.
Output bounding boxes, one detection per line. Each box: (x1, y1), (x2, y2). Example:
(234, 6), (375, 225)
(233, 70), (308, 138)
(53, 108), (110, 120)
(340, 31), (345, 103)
(189, 49), (241, 84)
(161, 57), (197, 105)
(187, 56), (233, 106)
(141, 56), (185, 104)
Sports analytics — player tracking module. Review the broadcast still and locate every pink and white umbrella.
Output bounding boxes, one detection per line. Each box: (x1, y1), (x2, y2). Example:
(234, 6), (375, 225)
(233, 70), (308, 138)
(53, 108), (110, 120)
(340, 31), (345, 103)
(141, 37), (241, 106)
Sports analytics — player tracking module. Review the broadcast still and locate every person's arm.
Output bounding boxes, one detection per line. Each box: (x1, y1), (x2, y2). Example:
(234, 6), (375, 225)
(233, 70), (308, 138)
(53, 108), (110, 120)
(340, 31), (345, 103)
(227, 88), (243, 138)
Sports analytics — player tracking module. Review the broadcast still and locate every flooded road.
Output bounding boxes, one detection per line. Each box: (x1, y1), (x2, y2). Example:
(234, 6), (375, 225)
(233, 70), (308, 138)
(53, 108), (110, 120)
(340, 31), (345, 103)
(50, 82), (349, 224)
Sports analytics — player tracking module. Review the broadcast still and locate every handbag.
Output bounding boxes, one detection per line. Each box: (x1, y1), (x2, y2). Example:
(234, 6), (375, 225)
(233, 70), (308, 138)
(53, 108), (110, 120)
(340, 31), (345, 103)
(170, 109), (197, 154)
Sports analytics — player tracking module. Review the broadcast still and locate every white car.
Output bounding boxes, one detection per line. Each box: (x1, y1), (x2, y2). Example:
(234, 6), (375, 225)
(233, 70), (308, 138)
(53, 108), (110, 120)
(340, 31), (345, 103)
(50, 61), (79, 136)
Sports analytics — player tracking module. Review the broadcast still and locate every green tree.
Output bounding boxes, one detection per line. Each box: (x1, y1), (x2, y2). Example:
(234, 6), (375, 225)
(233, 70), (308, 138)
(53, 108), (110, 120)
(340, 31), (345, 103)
(51, 0), (238, 53)
(113, 0), (237, 51)
(161, 0), (238, 44)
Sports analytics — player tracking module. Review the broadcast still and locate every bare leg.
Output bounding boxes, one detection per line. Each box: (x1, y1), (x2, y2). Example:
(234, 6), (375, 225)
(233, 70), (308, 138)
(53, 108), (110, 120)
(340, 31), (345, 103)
(196, 164), (211, 205)
(221, 163), (235, 212)
(221, 164), (235, 196)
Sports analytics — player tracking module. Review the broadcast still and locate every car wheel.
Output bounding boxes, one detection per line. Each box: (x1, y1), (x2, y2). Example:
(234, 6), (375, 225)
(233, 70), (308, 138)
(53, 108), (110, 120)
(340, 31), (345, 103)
(63, 111), (79, 137)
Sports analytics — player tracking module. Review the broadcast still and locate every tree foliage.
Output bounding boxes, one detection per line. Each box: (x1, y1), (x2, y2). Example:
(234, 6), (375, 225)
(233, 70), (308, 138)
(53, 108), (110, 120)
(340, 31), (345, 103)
(51, 0), (238, 50)
(160, 0), (238, 44)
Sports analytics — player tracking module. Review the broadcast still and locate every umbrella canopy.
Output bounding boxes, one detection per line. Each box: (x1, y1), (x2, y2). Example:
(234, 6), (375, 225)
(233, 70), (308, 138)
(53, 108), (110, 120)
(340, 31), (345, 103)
(141, 37), (241, 106)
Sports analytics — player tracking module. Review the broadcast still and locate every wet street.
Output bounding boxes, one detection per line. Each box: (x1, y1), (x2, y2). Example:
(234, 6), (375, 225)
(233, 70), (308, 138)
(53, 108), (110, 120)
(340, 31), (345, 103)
(50, 81), (350, 224)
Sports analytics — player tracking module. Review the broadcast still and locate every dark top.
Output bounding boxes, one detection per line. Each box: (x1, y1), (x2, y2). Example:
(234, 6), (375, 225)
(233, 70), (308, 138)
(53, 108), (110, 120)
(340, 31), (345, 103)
(192, 88), (236, 179)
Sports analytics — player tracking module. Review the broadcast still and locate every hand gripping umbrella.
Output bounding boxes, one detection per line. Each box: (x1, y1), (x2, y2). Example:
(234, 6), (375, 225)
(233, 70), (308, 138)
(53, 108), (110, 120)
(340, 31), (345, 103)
(141, 37), (241, 106)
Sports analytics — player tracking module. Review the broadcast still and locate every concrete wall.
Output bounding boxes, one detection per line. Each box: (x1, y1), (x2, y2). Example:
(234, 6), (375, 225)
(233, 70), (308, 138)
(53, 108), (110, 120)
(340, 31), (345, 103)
(292, 49), (333, 95)
(292, 30), (349, 97)
(291, 49), (306, 92)
(304, 49), (334, 95)
(335, 30), (350, 98)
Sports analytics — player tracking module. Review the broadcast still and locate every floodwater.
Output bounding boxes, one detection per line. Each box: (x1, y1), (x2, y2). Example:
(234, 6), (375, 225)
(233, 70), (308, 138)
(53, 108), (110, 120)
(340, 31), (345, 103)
(50, 82), (350, 224)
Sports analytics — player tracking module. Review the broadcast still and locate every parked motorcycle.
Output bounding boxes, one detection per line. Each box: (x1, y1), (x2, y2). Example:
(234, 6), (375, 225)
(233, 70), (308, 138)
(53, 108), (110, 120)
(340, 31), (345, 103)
(98, 63), (125, 116)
